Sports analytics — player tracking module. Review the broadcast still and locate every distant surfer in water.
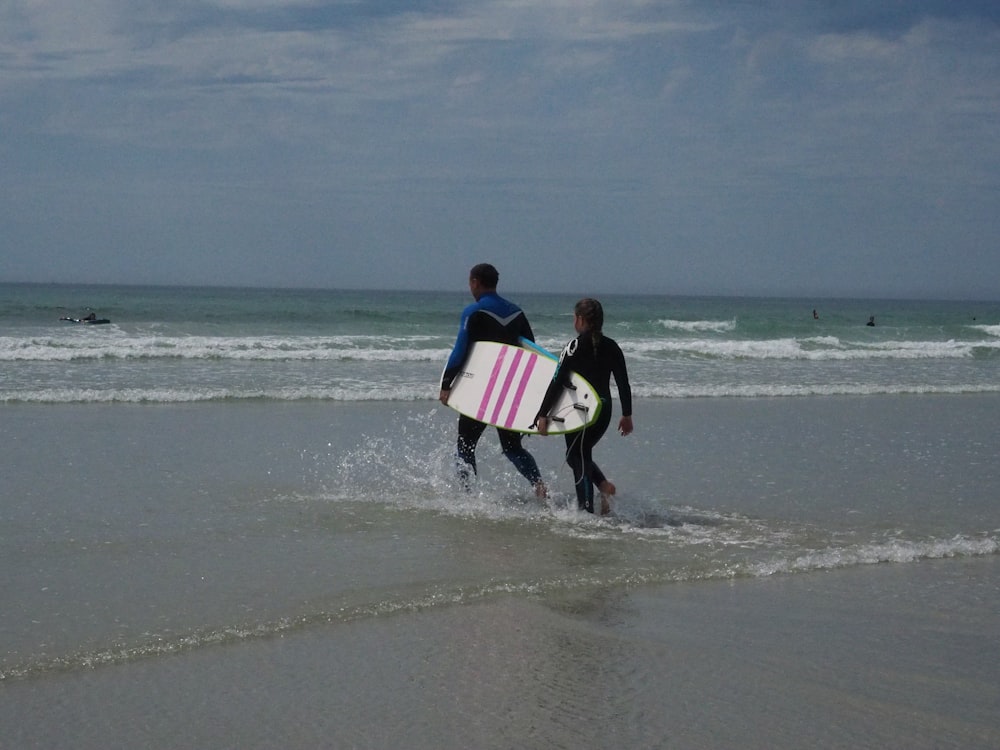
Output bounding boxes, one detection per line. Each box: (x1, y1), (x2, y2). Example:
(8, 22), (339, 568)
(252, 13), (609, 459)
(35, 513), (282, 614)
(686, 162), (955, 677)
(59, 311), (103, 323)
(534, 298), (633, 515)
(440, 263), (548, 498)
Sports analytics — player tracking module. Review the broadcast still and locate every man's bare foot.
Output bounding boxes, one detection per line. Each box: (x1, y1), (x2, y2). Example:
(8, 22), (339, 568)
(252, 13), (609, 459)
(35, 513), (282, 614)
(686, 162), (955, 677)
(534, 481), (548, 500)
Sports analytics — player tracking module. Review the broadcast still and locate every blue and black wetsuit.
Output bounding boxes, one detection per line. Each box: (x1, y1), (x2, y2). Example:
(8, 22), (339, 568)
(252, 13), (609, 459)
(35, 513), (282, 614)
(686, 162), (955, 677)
(442, 292), (544, 489)
(536, 332), (632, 512)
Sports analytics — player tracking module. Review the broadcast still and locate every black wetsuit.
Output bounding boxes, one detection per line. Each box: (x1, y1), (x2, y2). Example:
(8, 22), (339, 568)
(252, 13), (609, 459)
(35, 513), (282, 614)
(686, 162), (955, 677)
(536, 332), (632, 512)
(442, 292), (543, 489)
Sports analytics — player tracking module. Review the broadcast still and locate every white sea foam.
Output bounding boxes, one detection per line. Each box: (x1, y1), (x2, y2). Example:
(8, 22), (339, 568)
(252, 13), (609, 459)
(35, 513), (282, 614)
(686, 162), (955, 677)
(656, 318), (737, 333)
(624, 336), (1000, 361)
(971, 323), (1000, 337)
(1, 384), (437, 404)
(5, 329), (998, 366)
(0, 335), (450, 362)
(750, 534), (999, 577)
(6, 379), (999, 404)
(636, 382), (1000, 398)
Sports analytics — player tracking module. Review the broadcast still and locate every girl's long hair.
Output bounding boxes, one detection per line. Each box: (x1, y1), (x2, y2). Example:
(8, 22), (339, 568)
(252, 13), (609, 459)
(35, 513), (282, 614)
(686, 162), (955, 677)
(575, 298), (603, 349)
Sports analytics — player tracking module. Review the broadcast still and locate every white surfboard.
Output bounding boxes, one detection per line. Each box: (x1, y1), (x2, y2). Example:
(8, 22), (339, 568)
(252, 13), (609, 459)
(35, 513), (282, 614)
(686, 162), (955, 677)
(442, 337), (601, 434)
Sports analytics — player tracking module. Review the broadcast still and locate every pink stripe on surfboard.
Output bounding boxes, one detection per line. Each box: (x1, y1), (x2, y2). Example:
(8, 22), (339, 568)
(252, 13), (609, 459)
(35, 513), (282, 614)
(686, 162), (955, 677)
(489, 347), (524, 425)
(503, 352), (537, 428)
(476, 346), (508, 422)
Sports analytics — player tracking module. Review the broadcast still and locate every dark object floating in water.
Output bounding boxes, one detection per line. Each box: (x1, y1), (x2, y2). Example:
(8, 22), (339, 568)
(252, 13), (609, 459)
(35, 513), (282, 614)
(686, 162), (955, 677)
(60, 316), (111, 325)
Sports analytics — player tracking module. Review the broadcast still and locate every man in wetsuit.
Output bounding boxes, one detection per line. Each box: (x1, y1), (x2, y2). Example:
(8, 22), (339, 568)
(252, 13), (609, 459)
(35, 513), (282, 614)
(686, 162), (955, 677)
(439, 263), (548, 498)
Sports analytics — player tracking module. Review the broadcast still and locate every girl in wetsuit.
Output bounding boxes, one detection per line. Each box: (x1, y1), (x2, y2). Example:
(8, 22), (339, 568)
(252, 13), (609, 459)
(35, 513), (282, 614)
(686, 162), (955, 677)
(534, 298), (633, 514)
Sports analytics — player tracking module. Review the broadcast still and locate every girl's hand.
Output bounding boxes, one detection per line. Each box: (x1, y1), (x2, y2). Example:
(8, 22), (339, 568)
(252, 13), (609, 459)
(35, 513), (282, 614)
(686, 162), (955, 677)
(618, 416), (633, 436)
(535, 417), (549, 436)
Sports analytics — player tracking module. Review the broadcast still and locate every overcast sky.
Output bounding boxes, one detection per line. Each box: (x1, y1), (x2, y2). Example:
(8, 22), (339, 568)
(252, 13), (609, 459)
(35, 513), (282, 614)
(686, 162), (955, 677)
(2, 1), (998, 298)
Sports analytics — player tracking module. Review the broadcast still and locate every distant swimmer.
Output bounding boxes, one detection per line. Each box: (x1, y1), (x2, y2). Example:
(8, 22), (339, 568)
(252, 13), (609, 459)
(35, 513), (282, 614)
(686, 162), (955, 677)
(866, 316), (875, 327)
(812, 309), (819, 320)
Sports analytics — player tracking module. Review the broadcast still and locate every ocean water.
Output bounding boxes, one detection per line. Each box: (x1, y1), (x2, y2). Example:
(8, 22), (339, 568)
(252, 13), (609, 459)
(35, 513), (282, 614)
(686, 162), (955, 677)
(3, 283), (999, 405)
(2, 283), (999, 748)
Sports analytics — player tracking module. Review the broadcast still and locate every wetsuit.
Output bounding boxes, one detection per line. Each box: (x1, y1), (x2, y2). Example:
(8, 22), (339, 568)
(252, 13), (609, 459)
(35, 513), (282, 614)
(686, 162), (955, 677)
(442, 292), (544, 489)
(536, 332), (632, 512)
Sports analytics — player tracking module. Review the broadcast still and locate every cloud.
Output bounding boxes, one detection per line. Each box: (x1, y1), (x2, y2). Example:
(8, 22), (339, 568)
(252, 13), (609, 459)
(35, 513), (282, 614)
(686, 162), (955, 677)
(1, 1), (999, 297)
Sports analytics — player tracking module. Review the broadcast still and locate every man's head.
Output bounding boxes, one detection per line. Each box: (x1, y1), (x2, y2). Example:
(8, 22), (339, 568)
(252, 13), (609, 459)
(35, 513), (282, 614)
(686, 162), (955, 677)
(469, 263), (499, 299)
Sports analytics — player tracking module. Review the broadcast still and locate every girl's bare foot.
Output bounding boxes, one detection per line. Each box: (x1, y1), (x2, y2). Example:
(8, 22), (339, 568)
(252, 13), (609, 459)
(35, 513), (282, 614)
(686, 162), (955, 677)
(534, 481), (548, 500)
(598, 480), (615, 515)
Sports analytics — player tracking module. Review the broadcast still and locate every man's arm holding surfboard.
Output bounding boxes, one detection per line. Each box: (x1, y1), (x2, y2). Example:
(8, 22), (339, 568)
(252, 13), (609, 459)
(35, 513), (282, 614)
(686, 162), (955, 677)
(439, 304), (476, 404)
(439, 304), (536, 405)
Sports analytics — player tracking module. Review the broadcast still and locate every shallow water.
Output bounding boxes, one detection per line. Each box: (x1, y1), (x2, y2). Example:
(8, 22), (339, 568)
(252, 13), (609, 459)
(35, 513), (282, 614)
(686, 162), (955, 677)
(3, 396), (997, 689)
